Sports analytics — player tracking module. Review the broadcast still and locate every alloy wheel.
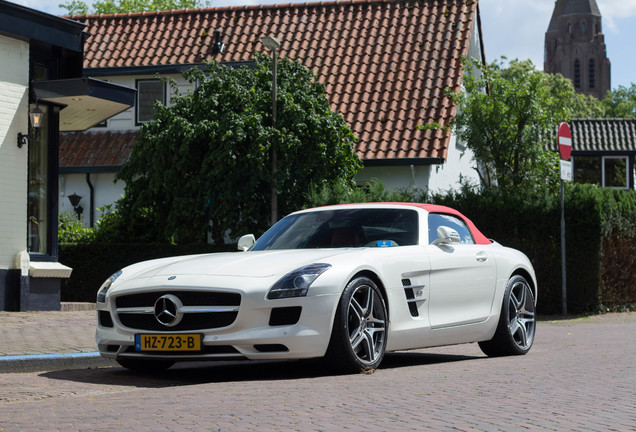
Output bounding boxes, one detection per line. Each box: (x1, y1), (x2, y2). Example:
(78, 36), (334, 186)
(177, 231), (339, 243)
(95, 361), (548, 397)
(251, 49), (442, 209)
(507, 279), (536, 350)
(346, 284), (387, 365)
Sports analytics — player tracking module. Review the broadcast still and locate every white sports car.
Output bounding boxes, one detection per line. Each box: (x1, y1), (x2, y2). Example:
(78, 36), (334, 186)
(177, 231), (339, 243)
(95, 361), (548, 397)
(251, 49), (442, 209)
(96, 203), (537, 373)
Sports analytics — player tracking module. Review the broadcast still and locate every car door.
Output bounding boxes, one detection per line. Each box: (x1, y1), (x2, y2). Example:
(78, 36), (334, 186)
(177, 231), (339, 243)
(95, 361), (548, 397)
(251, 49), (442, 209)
(425, 213), (497, 329)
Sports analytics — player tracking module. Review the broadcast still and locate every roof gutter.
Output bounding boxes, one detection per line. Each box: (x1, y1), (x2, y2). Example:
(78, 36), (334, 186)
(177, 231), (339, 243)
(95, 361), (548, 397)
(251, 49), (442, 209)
(362, 157), (444, 167)
(85, 60), (255, 77)
(59, 165), (122, 174)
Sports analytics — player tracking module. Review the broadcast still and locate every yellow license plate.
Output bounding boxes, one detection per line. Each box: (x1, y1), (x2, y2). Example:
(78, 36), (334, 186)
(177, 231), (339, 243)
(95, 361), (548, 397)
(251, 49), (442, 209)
(135, 334), (202, 352)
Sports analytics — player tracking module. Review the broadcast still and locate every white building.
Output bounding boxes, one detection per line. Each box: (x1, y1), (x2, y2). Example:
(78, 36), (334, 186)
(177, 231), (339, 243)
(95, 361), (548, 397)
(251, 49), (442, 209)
(0, 0), (135, 310)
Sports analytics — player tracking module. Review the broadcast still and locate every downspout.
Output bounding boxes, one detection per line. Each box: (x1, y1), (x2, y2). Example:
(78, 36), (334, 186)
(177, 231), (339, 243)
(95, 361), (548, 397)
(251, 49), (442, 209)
(86, 173), (94, 228)
(410, 164), (417, 190)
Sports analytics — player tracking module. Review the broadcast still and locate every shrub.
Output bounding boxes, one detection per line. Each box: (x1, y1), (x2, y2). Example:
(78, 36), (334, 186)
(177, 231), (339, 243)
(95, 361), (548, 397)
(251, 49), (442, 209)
(58, 211), (95, 244)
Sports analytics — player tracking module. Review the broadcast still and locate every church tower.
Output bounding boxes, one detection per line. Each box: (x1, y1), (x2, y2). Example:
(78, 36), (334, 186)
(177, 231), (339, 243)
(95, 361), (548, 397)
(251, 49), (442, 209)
(544, 0), (611, 100)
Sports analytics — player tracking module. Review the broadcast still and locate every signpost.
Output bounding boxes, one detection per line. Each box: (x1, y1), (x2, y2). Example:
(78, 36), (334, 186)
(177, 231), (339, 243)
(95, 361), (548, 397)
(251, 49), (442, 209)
(558, 122), (572, 316)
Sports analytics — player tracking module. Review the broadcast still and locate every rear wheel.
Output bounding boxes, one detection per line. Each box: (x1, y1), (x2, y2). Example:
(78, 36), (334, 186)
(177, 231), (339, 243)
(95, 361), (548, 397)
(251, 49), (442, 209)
(116, 358), (175, 371)
(479, 274), (536, 357)
(325, 276), (388, 373)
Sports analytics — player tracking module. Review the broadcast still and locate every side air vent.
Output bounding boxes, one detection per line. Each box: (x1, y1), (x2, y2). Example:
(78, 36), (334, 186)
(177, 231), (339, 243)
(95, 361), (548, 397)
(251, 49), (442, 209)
(402, 278), (426, 317)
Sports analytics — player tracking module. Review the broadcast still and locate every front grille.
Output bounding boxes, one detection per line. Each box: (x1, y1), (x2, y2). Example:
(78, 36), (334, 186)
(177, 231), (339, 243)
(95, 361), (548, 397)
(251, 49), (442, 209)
(119, 311), (238, 331)
(114, 290), (241, 331)
(116, 291), (240, 308)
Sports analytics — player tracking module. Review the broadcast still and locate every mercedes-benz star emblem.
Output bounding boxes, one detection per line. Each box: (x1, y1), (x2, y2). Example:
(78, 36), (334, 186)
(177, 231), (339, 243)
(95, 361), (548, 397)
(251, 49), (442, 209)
(153, 294), (184, 327)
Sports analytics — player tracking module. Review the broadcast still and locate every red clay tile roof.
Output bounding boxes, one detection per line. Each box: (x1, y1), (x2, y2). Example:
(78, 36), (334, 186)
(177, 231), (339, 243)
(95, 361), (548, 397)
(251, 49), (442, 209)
(69, 0), (480, 162)
(59, 130), (137, 168)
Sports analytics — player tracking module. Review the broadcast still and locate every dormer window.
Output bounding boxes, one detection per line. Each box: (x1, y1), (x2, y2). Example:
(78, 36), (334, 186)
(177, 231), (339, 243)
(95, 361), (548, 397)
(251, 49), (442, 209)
(136, 79), (166, 125)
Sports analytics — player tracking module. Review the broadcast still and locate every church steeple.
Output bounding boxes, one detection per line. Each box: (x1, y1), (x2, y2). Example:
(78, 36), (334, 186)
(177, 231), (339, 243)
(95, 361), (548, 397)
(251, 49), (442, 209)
(544, 0), (610, 99)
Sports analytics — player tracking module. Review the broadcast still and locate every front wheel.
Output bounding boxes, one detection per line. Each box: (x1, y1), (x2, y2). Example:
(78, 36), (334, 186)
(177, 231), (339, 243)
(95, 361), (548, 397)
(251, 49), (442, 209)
(479, 274), (536, 357)
(325, 276), (388, 373)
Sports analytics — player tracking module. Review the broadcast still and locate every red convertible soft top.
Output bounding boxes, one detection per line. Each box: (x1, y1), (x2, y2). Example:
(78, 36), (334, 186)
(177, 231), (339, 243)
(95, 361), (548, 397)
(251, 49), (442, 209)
(314, 202), (493, 245)
(396, 203), (492, 245)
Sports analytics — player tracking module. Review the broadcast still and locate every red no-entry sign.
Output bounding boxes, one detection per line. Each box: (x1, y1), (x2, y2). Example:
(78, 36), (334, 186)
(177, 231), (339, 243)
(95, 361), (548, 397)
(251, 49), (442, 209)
(558, 122), (572, 161)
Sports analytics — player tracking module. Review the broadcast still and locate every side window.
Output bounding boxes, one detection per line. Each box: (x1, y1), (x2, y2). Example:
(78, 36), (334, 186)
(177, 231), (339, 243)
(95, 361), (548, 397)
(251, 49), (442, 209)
(428, 213), (475, 245)
(136, 79), (166, 124)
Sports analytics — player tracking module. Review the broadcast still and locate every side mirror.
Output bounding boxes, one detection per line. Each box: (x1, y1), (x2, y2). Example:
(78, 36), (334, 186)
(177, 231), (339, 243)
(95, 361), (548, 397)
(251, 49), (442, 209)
(432, 226), (461, 245)
(237, 234), (256, 251)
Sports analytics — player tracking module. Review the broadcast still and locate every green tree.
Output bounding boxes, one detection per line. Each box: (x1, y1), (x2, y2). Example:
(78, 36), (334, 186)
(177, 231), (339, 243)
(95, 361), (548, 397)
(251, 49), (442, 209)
(451, 58), (599, 189)
(115, 54), (361, 245)
(544, 72), (606, 119)
(602, 84), (636, 118)
(59, 0), (203, 15)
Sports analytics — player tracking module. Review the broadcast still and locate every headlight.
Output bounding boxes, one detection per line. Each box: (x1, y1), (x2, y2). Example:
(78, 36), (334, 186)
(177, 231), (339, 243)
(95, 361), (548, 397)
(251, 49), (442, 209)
(267, 264), (331, 299)
(96, 270), (122, 303)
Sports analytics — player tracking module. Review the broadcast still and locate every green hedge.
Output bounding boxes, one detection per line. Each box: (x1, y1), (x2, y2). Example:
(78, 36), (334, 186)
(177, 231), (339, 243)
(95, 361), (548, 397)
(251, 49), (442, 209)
(434, 184), (636, 314)
(59, 243), (234, 302)
(60, 184), (636, 313)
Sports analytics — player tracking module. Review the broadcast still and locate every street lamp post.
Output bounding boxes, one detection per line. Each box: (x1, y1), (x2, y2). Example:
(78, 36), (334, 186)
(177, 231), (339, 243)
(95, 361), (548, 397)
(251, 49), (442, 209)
(261, 36), (281, 226)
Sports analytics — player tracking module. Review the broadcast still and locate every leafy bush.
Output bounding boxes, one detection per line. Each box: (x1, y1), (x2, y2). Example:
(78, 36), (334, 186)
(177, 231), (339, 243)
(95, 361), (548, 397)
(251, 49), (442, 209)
(58, 211), (95, 244)
(59, 180), (636, 312)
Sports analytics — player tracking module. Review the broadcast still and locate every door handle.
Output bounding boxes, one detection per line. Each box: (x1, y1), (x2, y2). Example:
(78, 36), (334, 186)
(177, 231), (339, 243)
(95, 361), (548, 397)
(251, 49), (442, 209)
(476, 251), (488, 262)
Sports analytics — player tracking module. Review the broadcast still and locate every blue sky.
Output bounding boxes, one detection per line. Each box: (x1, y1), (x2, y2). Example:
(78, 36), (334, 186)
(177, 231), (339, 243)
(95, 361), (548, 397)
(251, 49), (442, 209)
(14, 0), (636, 89)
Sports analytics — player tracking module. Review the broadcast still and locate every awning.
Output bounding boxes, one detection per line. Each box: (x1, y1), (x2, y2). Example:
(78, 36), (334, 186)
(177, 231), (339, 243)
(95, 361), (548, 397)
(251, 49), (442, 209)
(33, 78), (136, 132)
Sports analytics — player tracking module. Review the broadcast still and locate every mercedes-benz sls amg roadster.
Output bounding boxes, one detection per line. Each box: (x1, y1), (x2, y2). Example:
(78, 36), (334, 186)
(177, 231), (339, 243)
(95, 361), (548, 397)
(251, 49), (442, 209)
(96, 203), (537, 373)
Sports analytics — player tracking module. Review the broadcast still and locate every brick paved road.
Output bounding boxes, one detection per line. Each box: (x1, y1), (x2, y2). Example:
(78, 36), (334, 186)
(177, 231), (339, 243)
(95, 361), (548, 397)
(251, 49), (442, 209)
(1, 313), (634, 431)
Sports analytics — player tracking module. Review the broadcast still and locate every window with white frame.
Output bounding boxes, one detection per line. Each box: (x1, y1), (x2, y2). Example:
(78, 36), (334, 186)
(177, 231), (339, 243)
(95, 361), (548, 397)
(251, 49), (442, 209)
(136, 79), (165, 124)
(602, 156), (628, 189)
(574, 155), (629, 189)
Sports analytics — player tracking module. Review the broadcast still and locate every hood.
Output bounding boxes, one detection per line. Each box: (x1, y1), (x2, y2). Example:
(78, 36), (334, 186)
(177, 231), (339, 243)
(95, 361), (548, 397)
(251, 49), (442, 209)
(123, 249), (354, 280)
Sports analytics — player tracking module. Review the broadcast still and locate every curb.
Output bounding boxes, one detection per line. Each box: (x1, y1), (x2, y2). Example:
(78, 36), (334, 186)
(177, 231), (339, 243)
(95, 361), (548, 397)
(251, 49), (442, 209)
(0, 352), (117, 373)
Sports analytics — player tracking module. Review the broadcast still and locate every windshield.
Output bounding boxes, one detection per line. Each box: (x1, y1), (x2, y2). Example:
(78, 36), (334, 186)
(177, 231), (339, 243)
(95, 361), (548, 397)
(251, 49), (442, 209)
(252, 208), (419, 250)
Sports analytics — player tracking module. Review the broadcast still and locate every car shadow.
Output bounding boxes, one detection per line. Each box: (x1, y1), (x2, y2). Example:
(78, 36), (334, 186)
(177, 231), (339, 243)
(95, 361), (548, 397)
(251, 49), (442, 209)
(40, 351), (481, 388)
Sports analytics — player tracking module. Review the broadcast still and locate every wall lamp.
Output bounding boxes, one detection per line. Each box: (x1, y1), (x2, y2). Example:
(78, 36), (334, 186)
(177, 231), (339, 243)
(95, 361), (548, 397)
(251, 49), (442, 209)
(68, 193), (84, 220)
(17, 105), (44, 148)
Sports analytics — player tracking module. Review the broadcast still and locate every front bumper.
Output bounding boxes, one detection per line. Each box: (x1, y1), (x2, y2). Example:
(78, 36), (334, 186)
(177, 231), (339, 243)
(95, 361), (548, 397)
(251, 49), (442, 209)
(96, 288), (340, 362)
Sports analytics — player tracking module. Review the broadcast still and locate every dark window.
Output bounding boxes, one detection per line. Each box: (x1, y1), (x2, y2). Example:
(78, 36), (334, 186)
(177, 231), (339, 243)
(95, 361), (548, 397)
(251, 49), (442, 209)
(604, 157), (628, 189)
(27, 105), (51, 253)
(574, 156), (628, 189)
(589, 59), (595, 89)
(136, 79), (165, 124)
(581, 22), (586, 34)
(574, 59), (581, 89)
(574, 156), (601, 185)
(427, 213), (474, 245)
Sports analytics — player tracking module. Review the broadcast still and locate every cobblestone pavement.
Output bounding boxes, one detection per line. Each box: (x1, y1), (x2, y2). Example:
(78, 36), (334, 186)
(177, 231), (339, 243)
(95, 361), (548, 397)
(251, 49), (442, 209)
(0, 312), (634, 431)
(0, 310), (96, 356)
